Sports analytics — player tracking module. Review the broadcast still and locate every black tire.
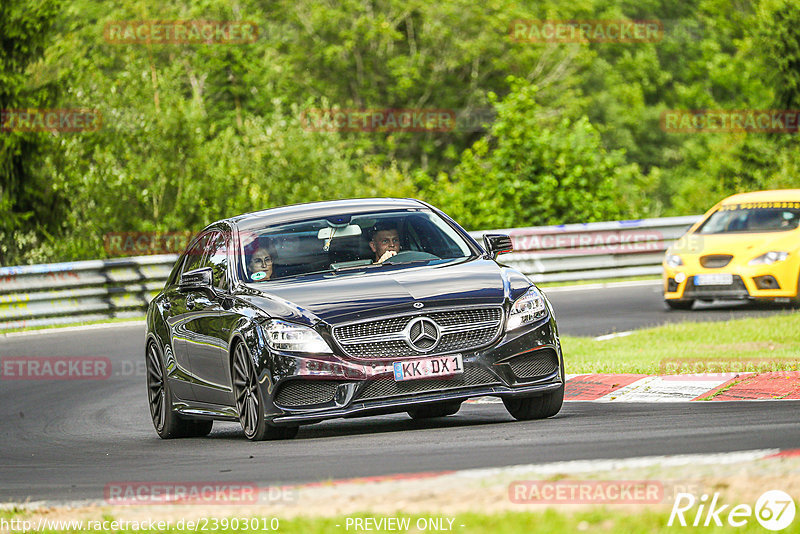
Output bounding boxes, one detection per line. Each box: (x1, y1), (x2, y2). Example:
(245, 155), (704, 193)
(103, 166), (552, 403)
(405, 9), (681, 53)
(407, 401), (462, 419)
(503, 352), (565, 421)
(665, 299), (694, 310)
(232, 342), (298, 441)
(146, 342), (200, 439)
(503, 385), (564, 421)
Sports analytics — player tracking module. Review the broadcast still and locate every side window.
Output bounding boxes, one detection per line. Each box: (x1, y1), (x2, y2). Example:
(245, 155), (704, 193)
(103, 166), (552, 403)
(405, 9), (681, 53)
(166, 255), (184, 287)
(181, 232), (215, 276)
(206, 232), (229, 290)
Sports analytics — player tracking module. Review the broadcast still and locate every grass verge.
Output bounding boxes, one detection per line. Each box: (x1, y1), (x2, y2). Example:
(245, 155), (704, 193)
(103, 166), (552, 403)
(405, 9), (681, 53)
(0, 509), (777, 533)
(562, 311), (800, 374)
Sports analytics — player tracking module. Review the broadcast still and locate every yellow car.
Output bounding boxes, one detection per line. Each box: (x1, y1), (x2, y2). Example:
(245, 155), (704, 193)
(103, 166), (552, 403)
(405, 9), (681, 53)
(663, 190), (800, 309)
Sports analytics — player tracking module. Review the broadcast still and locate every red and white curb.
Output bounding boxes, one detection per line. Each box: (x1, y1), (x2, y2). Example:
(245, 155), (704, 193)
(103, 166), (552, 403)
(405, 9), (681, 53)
(467, 371), (800, 404)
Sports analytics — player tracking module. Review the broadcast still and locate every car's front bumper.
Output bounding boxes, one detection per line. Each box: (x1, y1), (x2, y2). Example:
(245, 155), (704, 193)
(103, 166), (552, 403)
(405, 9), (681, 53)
(262, 315), (563, 425)
(663, 260), (800, 301)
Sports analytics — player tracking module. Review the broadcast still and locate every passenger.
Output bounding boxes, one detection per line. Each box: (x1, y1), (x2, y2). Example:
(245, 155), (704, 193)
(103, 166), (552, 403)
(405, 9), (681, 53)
(369, 223), (401, 263)
(245, 239), (274, 281)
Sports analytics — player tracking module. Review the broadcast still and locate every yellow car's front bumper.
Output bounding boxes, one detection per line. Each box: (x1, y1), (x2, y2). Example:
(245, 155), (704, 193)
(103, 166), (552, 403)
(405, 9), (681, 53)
(663, 256), (800, 301)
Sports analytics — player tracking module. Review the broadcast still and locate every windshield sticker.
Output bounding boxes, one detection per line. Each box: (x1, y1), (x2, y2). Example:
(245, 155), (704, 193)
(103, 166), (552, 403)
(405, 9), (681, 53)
(251, 271), (267, 281)
(719, 201), (800, 211)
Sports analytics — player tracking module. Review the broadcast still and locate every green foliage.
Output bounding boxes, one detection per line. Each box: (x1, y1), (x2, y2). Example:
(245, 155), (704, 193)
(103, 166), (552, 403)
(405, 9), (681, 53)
(421, 79), (638, 229)
(758, 0), (800, 109)
(2, 0), (800, 265)
(0, 0), (64, 264)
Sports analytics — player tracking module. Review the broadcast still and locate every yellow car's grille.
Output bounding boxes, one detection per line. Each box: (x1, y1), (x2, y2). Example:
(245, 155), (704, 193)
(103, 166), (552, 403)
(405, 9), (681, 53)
(699, 255), (733, 268)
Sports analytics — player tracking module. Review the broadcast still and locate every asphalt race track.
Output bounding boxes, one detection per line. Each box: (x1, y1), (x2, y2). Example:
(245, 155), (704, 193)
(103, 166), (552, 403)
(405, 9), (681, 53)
(1, 283), (797, 503)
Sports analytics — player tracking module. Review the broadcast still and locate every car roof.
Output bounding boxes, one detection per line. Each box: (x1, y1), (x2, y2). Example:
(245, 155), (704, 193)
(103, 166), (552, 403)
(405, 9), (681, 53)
(229, 198), (430, 230)
(719, 189), (800, 205)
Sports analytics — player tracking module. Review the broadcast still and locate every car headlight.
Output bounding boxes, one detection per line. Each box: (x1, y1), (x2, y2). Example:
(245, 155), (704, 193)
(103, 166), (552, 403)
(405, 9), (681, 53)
(665, 254), (683, 267)
(506, 286), (547, 331)
(748, 251), (789, 266)
(263, 319), (332, 353)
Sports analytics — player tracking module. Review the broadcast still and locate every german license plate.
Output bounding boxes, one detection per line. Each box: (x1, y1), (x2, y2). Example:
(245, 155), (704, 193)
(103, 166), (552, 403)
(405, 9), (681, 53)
(694, 274), (733, 286)
(393, 354), (464, 382)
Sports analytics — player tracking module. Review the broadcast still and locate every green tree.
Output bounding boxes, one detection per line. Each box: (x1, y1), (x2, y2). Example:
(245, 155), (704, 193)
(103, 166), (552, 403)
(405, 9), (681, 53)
(0, 0), (63, 264)
(421, 78), (641, 229)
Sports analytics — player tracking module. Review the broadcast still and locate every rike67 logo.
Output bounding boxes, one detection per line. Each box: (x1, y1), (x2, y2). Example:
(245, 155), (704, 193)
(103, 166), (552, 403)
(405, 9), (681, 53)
(669, 490), (796, 531)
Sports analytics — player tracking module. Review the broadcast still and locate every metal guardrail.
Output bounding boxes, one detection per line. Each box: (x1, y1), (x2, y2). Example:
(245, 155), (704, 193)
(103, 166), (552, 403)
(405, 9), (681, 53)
(0, 255), (178, 330)
(472, 215), (701, 283)
(0, 215), (701, 330)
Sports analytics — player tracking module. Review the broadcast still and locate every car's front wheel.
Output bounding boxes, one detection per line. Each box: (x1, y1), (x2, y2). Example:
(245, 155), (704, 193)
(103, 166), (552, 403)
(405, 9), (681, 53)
(503, 386), (564, 421)
(503, 352), (565, 421)
(407, 401), (462, 419)
(232, 342), (298, 441)
(146, 342), (213, 438)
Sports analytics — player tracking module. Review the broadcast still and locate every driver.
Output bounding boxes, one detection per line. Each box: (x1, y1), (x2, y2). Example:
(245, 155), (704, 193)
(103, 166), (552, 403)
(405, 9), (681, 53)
(369, 223), (401, 263)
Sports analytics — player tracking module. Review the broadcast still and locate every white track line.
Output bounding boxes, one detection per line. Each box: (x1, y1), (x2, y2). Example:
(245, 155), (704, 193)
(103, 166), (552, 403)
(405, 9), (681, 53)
(457, 449), (781, 479)
(0, 449), (781, 510)
(1, 321), (145, 338)
(542, 280), (661, 293)
(593, 331), (634, 341)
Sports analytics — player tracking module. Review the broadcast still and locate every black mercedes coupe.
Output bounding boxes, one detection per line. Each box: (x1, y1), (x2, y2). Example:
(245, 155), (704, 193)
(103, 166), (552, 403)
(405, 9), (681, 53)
(145, 198), (564, 440)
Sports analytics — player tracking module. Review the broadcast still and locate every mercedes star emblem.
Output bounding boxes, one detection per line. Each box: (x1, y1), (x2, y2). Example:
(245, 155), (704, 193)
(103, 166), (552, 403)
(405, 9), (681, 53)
(405, 317), (440, 352)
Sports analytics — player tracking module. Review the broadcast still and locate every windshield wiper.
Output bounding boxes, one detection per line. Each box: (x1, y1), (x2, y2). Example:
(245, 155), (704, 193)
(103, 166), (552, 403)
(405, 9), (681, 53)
(381, 258), (431, 266)
(332, 262), (384, 273)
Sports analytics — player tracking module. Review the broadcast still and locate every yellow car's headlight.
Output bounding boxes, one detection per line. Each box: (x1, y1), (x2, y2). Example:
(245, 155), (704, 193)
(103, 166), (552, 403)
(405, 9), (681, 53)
(748, 251), (789, 266)
(666, 254), (683, 267)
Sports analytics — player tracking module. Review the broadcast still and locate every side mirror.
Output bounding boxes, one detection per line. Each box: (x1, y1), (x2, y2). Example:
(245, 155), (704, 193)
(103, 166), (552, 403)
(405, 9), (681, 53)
(483, 234), (513, 258)
(179, 267), (213, 292)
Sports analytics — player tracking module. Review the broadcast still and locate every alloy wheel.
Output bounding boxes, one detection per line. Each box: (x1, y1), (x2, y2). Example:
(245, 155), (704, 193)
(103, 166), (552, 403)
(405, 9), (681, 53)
(233, 344), (260, 439)
(146, 343), (166, 431)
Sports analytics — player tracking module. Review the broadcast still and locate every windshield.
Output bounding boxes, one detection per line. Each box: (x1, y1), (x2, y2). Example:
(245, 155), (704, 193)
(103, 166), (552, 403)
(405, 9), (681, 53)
(238, 209), (475, 281)
(696, 202), (800, 234)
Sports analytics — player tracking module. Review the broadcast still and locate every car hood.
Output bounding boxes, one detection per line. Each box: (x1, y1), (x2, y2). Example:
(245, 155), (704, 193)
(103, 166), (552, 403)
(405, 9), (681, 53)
(239, 258), (530, 325)
(674, 231), (799, 259)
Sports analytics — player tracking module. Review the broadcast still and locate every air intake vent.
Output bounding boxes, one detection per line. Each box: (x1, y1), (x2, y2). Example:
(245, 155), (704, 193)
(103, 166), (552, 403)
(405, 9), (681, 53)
(356, 366), (500, 400)
(700, 255), (733, 268)
(274, 380), (342, 407)
(508, 349), (560, 379)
